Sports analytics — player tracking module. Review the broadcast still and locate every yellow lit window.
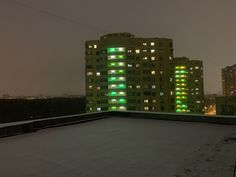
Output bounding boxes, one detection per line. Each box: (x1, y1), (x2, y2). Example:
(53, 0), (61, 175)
(87, 72), (93, 76)
(151, 56), (155, 61)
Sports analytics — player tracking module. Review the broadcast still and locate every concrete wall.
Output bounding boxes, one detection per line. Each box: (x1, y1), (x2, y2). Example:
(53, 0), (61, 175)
(0, 112), (110, 138)
(1, 111), (236, 138)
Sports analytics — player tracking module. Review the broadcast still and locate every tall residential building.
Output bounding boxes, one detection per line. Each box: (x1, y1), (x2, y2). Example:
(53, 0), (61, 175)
(172, 57), (204, 114)
(85, 33), (204, 114)
(222, 64), (236, 96)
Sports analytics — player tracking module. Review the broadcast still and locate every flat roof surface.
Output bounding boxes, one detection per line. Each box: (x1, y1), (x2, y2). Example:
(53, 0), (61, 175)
(0, 117), (236, 177)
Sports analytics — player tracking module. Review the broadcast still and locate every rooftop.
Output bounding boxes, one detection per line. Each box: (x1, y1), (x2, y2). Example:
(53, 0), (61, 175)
(0, 112), (236, 177)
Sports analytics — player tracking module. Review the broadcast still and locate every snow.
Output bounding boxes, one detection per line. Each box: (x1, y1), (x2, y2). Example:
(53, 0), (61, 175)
(0, 117), (236, 177)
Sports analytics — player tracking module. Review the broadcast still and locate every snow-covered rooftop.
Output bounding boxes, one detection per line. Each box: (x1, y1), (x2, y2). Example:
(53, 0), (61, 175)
(0, 117), (236, 177)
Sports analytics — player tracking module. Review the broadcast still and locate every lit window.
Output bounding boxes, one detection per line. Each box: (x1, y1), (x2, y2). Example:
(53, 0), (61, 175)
(170, 78), (173, 82)
(119, 98), (126, 104)
(195, 88), (199, 91)
(160, 71), (163, 74)
(96, 72), (100, 76)
(160, 92), (164, 96)
(118, 77), (125, 81)
(107, 47), (125, 53)
(127, 50), (132, 53)
(195, 80), (199, 82)
(152, 85), (156, 89)
(119, 106), (126, 110)
(118, 62), (125, 66)
(135, 49), (140, 54)
(127, 64), (133, 67)
(152, 99), (156, 103)
(97, 107), (101, 111)
(87, 72), (93, 76)
(151, 49), (155, 53)
(118, 47), (125, 52)
(136, 64), (140, 67)
(151, 70), (155, 75)
(196, 101), (201, 103)
(169, 56), (172, 60)
(195, 66), (199, 69)
(144, 99), (149, 103)
(144, 107), (149, 110)
(110, 99), (117, 103)
(136, 85), (140, 89)
(110, 106), (117, 111)
(142, 49), (147, 53)
(190, 68), (193, 70)
(109, 84), (117, 89)
(97, 86), (100, 90)
(118, 84), (126, 89)
(143, 56), (148, 60)
(128, 85), (132, 88)
(170, 91), (174, 95)
(108, 70), (116, 74)
(108, 55), (116, 59)
(89, 107), (92, 111)
(88, 45), (92, 48)
(118, 91), (126, 96)
(151, 56), (156, 61)
(150, 42), (155, 46)
(88, 85), (93, 89)
(94, 44), (97, 49)
(142, 42), (147, 46)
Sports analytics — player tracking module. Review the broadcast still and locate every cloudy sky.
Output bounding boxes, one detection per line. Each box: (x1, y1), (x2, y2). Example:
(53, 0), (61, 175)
(0, 0), (235, 96)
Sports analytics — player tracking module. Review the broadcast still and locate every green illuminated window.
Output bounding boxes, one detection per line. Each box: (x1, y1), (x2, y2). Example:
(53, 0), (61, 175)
(108, 77), (117, 82)
(118, 84), (126, 89)
(110, 106), (118, 111)
(118, 70), (125, 74)
(107, 47), (125, 53)
(176, 109), (182, 112)
(108, 55), (125, 60)
(108, 62), (125, 67)
(109, 91), (117, 96)
(118, 98), (126, 103)
(108, 62), (116, 67)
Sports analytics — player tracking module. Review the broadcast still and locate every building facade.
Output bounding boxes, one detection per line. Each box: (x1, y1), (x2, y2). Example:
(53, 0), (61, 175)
(222, 64), (236, 96)
(172, 57), (204, 114)
(216, 96), (236, 115)
(85, 33), (204, 114)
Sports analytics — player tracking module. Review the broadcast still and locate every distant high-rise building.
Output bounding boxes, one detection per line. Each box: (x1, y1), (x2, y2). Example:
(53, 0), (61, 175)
(222, 64), (236, 96)
(172, 57), (204, 114)
(85, 33), (204, 114)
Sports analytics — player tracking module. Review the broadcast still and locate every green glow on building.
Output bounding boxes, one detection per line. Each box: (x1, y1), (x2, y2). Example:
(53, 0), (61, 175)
(107, 47), (125, 53)
(175, 65), (189, 113)
(108, 55), (125, 60)
(108, 77), (117, 82)
(118, 70), (125, 74)
(109, 91), (117, 96)
(118, 84), (126, 89)
(118, 98), (126, 103)
(107, 47), (126, 111)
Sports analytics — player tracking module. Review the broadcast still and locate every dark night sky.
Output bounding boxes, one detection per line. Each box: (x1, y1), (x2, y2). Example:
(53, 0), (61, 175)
(0, 0), (235, 96)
